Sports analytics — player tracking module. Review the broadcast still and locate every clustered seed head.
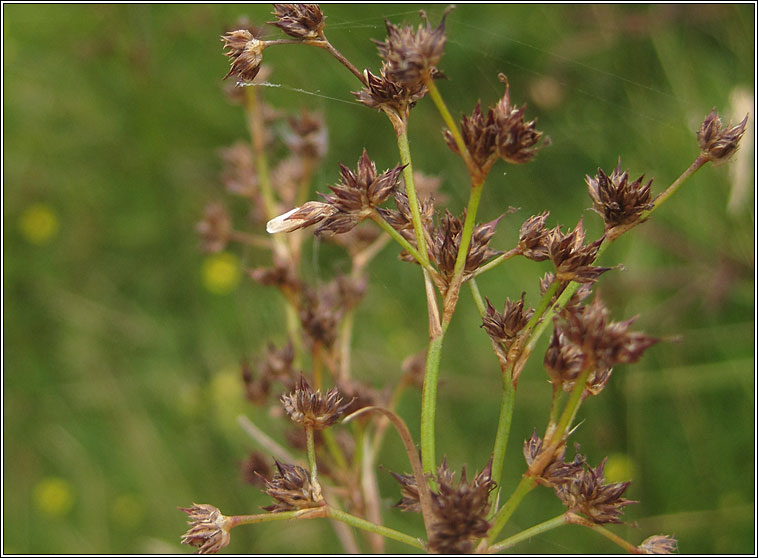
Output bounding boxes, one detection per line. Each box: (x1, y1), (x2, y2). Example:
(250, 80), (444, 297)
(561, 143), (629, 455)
(518, 212), (551, 261)
(539, 272), (593, 319)
(391, 459), (496, 554)
(547, 218), (609, 283)
(481, 293), (534, 358)
(697, 109), (748, 166)
(430, 211), (502, 289)
(353, 66), (428, 114)
(261, 459), (324, 512)
(267, 150), (403, 236)
(281, 376), (350, 430)
(523, 431), (585, 486)
(373, 10), (449, 87)
(221, 29), (266, 82)
(268, 4), (326, 40)
(547, 296), (659, 394)
(639, 534), (679, 554)
(586, 159), (653, 229)
(179, 503), (232, 554)
(445, 74), (547, 174)
(556, 457), (636, 524)
(196, 202), (232, 253)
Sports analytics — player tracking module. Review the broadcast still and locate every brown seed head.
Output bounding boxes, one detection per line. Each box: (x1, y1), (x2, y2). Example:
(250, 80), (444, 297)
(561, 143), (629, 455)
(523, 431), (585, 486)
(518, 211), (551, 261)
(374, 10), (450, 87)
(556, 457), (636, 524)
(281, 376), (349, 430)
(493, 74), (547, 165)
(544, 324), (585, 391)
(697, 109), (748, 166)
(269, 4), (325, 40)
(221, 30), (266, 82)
(261, 459), (323, 512)
(639, 534), (679, 554)
(352, 65), (428, 114)
(444, 101), (499, 173)
(196, 203), (232, 253)
(481, 293), (534, 351)
(586, 159), (653, 229)
(179, 503), (232, 554)
(539, 272), (593, 318)
(266, 201), (337, 234)
(219, 142), (258, 198)
(428, 459), (497, 554)
(547, 218), (609, 283)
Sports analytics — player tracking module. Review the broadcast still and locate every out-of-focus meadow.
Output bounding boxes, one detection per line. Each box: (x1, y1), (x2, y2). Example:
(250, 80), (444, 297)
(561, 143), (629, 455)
(3, 4), (754, 554)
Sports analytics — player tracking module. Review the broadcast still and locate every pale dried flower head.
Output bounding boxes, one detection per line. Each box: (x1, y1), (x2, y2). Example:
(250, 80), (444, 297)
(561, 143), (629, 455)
(179, 503), (232, 554)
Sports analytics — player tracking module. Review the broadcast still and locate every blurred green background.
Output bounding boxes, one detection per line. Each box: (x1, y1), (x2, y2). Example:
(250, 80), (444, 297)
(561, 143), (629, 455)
(3, 4), (754, 554)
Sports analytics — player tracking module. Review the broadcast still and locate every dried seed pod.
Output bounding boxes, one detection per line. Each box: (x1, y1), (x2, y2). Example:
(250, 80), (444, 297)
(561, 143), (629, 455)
(269, 4), (326, 40)
(697, 109), (748, 166)
(518, 212), (551, 261)
(523, 430), (585, 486)
(444, 101), (498, 172)
(266, 201), (337, 234)
(586, 159), (653, 229)
(179, 503), (232, 554)
(261, 459), (323, 512)
(481, 293), (534, 352)
(280, 376), (350, 430)
(352, 65), (427, 113)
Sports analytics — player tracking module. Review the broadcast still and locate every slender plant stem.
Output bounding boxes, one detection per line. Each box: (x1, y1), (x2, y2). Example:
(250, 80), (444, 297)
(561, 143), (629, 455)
(487, 513), (569, 553)
(229, 508), (319, 528)
(472, 248), (520, 278)
(305, 427), (323, 500)
(395, 129), (431, 266)
(312, 37), (367, 86)
(468, 278), (487, 315)
(425, 78), (477, 177)
(244, 87), (278, 223)
(550, 367), (591, 445)
(488, 475), (537, 542)
(420, 332), (444, 475)
(326, 507), (425, 551)
(490, 368), (515, 503)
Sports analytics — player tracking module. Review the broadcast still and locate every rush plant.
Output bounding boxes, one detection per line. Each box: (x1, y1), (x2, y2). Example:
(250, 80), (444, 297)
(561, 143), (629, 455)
(183, 4), (747, 554)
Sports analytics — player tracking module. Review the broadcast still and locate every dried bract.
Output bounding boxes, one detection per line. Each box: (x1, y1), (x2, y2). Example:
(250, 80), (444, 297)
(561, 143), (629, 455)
(556, 457), (636, 524)
(179, 503), (232, 554)
(221, 30), (266, 82)
(586, 160), (653, 229)
(697, 109), (748, 166)
(639, 534), (679, 554)
(266, 201), (337, 234)
(261, 459), (323, 512)
(281, 376), (350, 430)
(269, 4), (325, 40)
(523, 431), (584, 486)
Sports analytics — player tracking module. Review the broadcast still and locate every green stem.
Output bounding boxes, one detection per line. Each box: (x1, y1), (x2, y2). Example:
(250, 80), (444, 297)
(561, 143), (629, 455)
(244, 87), (277, 222)
(229, 508), (320, 528)
(425, 78), (477, 177)
(488, 513), (569, 553)
(648, 155), (708, 216)
(395, 129), (430, 266)
(488, 475), (537, 542)
(468, 278), (487, 315)
(305, 427), (323, 500)
(326, 507), (425, 551)
(490, 368), (515, 500)
(523, 278), (560, 336)
(420, 332), (445, 475)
